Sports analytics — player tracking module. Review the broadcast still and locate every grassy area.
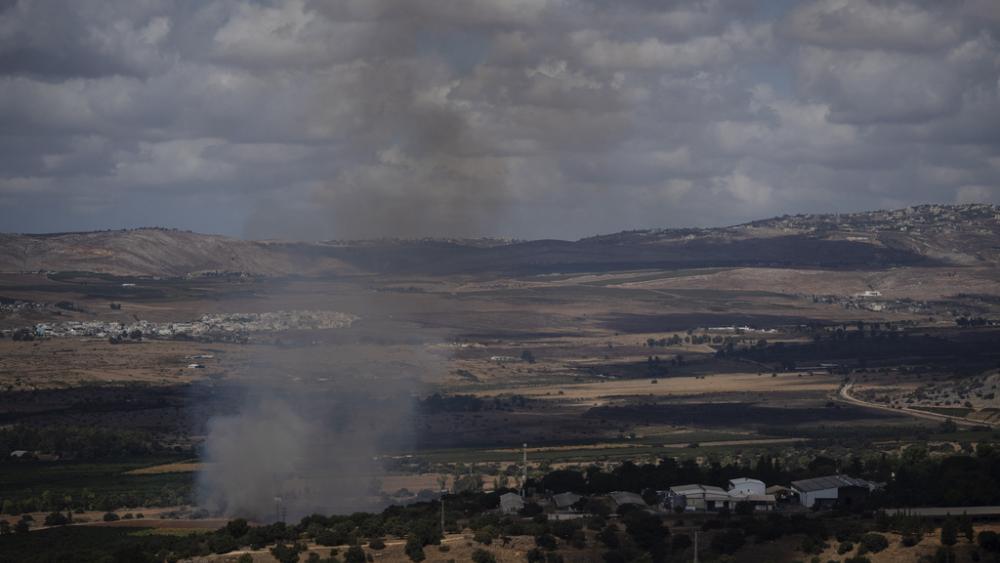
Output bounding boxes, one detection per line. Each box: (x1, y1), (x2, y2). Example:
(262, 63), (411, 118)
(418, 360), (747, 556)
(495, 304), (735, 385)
(411, 431), (790, 465)
(0, 526), (148, 562)
(0, 456), (193, 503)
(130, 528), (211, 537)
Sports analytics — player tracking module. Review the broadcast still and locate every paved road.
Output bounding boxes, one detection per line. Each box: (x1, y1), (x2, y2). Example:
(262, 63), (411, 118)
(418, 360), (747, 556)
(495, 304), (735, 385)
(838, 382), (997, 428)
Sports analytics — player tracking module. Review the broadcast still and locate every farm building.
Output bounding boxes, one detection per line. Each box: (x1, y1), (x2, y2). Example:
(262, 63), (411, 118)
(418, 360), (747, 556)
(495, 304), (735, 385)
(609, 491), (647, 509)
(551, 492), (583, 511)
(499, 492), (524, 514)
(791, 475), (878, 508)
(728, 477), (766, 497)
(666, 484), (733, 512)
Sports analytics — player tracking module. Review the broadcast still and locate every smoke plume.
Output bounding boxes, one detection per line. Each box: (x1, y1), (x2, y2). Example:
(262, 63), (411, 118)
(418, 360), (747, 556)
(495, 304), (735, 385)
(197, 371), (420, 520)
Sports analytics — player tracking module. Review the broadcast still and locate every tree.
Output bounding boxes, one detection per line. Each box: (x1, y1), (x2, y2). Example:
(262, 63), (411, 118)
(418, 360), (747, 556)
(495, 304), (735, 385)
(270, 543), (305, 563)
(344, 545), (366, 563)
(225, 518), (249, 538)
(959, 514), (974, 542)
(471, 548), (497, 563)
(0, 520), (10, 535)
(405, 535), (426, 562)
(941, 517), (958, 547)
(623, 511), (668, 553)
(43, 512), (69, 527)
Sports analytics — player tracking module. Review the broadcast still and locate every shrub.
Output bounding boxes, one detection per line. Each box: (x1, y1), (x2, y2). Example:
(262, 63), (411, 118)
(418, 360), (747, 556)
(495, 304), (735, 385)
(858, 533), (888, 554)
(102, 512), (119, 522)
(844, 557), (872, 563)
(368, 537), (386, 550)
(711, 529), (745, 555)
(838, 541), (854, 554)
(535, 533), (558, 551)
(932, 546), (956, 563)
(344, 545), (366, 563)
(979, 530), (1000, 552)
(672, 534), (692, 551)
(800, 536), (827, 555)
(43, 512), (69, 527)
(471, 548), (497, 563)
(474, 525), (497, 545)
(597, 526), (619, 548)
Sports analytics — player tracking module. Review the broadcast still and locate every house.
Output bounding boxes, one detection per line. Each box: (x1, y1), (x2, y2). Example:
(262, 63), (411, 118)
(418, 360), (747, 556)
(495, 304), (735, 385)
(499, 492), (525, 514)
(551, 492), (583, 511)
(791, 475), (878, 508)
(727, 478), (766, 497)
(667, 484), (732, 512)
(608, 491), (647, 510)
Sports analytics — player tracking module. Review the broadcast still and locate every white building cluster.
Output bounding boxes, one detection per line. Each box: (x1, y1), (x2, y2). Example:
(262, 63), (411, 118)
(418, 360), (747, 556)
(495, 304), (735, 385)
(4, 310), (357, 341)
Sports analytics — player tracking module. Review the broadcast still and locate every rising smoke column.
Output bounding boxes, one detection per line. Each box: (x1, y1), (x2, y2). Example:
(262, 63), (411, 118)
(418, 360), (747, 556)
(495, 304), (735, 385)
(200, 1), (588, 519)
(197, 377), (420, 520)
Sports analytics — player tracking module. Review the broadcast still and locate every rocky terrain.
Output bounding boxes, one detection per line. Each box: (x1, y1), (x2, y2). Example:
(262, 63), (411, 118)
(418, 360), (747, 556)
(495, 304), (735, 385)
(0, 204), (997, 277)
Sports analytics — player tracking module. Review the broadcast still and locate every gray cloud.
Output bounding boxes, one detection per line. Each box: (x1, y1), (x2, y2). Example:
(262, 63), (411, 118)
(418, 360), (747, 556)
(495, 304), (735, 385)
(0, 0), (998, 239)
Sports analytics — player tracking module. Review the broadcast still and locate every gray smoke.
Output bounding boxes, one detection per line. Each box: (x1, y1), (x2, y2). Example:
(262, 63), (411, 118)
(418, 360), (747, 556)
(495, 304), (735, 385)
(241, 1), (548, 241)
(197, 374), (420, 520)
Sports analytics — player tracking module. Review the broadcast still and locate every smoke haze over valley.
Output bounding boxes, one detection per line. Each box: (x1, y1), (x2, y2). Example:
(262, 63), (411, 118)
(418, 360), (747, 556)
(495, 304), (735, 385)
(5, 3), (1000, 561)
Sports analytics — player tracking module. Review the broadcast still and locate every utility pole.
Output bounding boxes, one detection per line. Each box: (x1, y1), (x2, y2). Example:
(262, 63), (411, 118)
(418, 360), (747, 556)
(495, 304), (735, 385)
(693, 530), (699, 563)
(440, 495), (445, 536)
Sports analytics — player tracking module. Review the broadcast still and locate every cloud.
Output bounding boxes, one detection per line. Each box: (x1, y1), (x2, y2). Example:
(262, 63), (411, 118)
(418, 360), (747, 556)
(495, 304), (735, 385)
(0, 0), (998, 238)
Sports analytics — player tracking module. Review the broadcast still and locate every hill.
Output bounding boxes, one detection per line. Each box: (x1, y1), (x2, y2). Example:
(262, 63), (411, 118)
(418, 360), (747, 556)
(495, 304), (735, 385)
(1, 204), (997, 277)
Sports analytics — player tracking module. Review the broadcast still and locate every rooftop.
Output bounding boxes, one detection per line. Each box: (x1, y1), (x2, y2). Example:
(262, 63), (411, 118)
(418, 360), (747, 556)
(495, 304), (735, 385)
(609, 491), (647, 507)
(791, 475), (874, 493)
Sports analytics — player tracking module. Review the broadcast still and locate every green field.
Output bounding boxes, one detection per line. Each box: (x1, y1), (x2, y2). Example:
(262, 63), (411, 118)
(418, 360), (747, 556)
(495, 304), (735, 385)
(0, 456), (193, 507)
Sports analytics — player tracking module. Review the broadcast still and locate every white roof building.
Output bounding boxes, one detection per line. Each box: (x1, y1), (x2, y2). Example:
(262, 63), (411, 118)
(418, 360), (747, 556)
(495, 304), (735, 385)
(727, 477), (766, 497)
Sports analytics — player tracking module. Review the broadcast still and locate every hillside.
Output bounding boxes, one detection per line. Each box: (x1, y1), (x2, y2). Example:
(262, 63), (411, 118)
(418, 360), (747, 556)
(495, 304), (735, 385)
(1, 204), (997, 277)
(0, 229), (356, 277)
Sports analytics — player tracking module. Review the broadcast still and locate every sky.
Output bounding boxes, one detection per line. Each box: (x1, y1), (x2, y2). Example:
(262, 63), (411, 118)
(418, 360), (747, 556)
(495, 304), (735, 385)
(0, 0), (998, 240)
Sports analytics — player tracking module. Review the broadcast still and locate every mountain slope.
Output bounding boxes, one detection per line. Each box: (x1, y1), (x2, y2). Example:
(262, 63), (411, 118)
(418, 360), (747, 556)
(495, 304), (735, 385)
(1, 204), (997, 277)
